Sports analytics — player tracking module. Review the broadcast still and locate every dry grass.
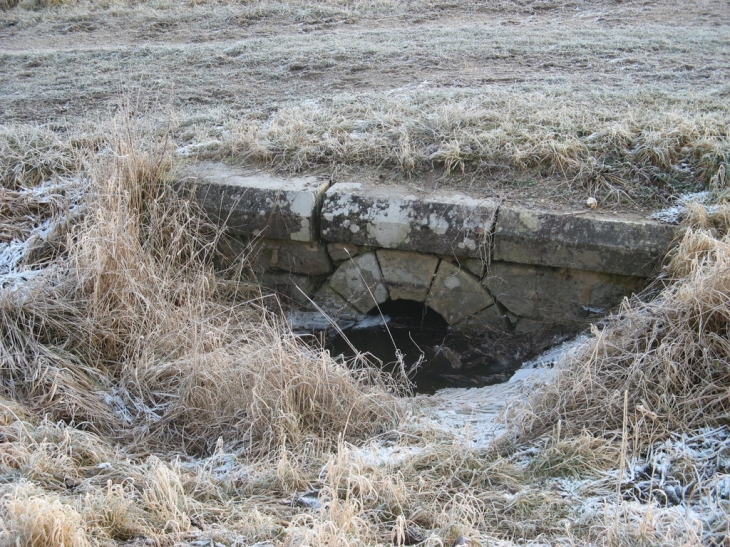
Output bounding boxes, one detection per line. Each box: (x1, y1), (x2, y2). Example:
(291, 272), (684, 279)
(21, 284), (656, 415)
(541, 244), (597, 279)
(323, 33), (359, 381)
(227, 89), (730, 202)
(1, 483), (90, 547)
(2, 0), (727, 205)
(0, 113), (403, 456)
(508, 203), (730, 449)
(0, 0), (617, 13)
(0, 125), (82, 190)
(2, 112), (728, 545)
(2, 0), (729, 543)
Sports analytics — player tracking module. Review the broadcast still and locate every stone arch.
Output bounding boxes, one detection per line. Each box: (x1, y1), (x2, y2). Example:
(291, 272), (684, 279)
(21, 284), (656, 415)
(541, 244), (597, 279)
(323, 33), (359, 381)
(315, 250), (498, 327)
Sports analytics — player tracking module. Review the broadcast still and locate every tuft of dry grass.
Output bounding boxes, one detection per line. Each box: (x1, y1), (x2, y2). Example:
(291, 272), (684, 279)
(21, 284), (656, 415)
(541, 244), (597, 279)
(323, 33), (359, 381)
(0, 482), (91, 547)
(0, 125), (83, 190)
(527, 434), (621, 480)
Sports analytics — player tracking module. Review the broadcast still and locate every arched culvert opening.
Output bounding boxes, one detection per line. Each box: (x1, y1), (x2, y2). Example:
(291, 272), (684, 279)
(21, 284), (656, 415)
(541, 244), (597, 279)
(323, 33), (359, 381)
(323, 298), (534, 394)
(311, 251), (579, 394)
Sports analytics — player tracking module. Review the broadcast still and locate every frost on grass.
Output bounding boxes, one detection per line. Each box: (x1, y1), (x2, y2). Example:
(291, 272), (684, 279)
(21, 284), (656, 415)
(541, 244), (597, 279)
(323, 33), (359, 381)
(226, 88), (730, 202)
(0, 177), (87, 291)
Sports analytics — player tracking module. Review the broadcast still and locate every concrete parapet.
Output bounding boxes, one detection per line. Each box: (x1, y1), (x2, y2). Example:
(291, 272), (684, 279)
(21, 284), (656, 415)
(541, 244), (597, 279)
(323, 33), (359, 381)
(181, 162), (329, 241)
(184, 162), (681, 335)
(320, 182), (498, 257)
(494, 205), (677, 277)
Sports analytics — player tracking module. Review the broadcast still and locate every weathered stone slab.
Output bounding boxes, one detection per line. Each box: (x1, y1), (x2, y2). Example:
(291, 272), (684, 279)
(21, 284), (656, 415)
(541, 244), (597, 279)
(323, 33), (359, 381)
(258, 239), (332, 275)
(494, 205), (677, 276)
(376, 250), (439, 302)
(463, 258), (486, 278)
(321, 183), (499, 257)
(484, 261), (644, 323)
(182, 162), (329, 241)
(451, 304), (509, 334)
(426, 261), (494, 325)
(328, 252), (389, 313)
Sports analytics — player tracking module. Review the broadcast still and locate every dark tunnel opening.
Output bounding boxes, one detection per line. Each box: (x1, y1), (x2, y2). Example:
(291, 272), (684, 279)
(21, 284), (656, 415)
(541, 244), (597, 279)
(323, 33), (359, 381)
(324, 299), (527, 394)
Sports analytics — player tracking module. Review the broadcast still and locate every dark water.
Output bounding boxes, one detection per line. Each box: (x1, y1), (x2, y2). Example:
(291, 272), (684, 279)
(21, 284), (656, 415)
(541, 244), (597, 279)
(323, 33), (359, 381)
(311, 300), (559, 395)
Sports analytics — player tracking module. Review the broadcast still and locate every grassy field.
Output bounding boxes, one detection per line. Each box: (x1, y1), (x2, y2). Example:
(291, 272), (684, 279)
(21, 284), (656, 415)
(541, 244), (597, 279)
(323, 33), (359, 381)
(2, 0), (729, 206)
(1, 0), (729, 545)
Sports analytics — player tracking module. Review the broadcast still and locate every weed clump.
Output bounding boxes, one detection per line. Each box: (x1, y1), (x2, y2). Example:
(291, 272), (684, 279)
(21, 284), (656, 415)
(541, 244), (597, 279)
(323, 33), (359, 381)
(1, 483), (90, 547)
(0, 115), (403, 456)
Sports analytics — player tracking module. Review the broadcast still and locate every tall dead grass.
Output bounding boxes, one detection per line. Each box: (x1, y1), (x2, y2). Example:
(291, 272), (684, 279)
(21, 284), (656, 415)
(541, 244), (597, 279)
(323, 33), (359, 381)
(0, 115), (403, 456)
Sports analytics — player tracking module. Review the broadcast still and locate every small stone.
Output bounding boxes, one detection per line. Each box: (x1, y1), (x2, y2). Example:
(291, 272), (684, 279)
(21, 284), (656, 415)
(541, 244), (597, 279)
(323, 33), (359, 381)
(451, 536), (472, 547)
(328, 252), (389, 313)
(393, 524), (425, 546)
(440, 346), (462, 370)
(294, 490), (321, 510)
(586, 196), (598, 209)
(426, 261), (494, 325)
(377, 249), (439, 302)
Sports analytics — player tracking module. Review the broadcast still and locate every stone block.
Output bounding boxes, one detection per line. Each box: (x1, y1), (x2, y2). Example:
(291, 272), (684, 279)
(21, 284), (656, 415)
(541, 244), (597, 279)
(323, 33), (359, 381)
(328, 252), (389, 313)
(484, 261), (644, 323)
(376, 250), (439, 302)
(321, 182), (499, 257)
(462, 258), (486, 278)
(425, 261), (494, 325)
(259, 272), (320, 306)
(512, 318), (549, 334)
(327, 242), (361, 264)
(451, 304), (509, 334)
(259, 239), (332, 275)
(312, 284), (360, 319)
(493, 205), (677, 276)
(182, 162), (329, 241)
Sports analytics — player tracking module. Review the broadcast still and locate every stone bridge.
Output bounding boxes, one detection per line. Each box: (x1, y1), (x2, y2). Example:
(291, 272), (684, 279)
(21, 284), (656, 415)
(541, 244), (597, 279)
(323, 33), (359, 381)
(180, 162), (678, 335)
